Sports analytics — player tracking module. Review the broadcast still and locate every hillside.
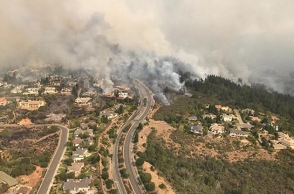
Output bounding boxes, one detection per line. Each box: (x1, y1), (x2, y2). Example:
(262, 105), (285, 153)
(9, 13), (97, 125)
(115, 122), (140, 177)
(138, 75), (294, 194)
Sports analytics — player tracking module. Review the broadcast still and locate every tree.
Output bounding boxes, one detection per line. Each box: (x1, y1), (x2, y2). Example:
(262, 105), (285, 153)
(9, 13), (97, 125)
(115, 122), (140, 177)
(139, 172), (151, 184)
(105, 179), (114, 189)
(261, 137), (269, 148)
(88, 154), (100, 164)
(102, 171), (109, 180)
(159, 183), (166, 189)
(136, 158), (144, 166)
(120, 169), (129, 178)
(116, 105), (124, 114)
(88, 145), (96, 152)
(138, 123), (143, 130)
(145, 182), (155, 191)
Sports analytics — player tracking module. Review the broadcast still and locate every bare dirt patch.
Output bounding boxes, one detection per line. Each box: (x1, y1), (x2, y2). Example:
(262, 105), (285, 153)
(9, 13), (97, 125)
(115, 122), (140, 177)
(137, 119), (178, 154)
(142, 162), (175, 194)
(227, 148), (277, 163)
(16, 166), (43, 188)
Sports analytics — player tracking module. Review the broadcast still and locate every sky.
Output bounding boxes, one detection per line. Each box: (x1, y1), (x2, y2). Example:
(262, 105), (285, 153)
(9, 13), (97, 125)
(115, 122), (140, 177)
(1, 0), (294, 94)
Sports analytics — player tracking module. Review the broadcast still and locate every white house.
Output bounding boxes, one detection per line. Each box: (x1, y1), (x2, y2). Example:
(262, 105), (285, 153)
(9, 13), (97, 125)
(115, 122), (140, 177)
(100, 110), (118, 119)
(222, 114), (235, 122)
(75, 97), (92, 106)
(23, 87), (39, 95)
(44, 87), (57, 94)
(118, 92), (128, 99)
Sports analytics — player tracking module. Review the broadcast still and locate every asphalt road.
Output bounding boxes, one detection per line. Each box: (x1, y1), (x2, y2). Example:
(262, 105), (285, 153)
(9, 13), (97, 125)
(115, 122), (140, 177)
(37, 124), (69, 194)
(112, 79), (153, 194)
(124, 79), (153, 194)
(113, 121), (129, 194)
(112, 103), (139, 194)
(0, 124), (69, 194)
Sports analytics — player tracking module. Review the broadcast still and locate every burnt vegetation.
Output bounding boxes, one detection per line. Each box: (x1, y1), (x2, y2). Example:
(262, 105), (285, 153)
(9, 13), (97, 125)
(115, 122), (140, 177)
(0, 126), (58, 177)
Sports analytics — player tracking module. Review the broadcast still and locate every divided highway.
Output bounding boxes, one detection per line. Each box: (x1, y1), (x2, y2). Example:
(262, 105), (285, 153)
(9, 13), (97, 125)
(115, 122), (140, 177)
(112, 79), (154, 194)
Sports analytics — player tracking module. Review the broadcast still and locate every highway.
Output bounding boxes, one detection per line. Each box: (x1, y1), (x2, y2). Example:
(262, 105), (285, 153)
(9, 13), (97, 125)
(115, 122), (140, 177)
(112, 101), (140, 194)
(124, 79), (153, 194)
(0, 124), (69, 194)
(112, 79), (153, 194)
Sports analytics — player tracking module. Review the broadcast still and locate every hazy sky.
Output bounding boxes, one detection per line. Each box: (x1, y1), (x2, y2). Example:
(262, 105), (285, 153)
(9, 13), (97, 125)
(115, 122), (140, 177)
(1, 0), (294, 93)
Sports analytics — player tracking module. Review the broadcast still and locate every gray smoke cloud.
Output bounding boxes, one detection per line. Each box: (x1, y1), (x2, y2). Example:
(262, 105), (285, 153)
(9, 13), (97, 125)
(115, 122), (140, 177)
(1, 0), (294, 99)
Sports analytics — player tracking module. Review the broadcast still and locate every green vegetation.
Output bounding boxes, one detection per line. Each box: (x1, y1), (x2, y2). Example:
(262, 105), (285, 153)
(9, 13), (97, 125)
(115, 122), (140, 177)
(186, 75), (294, 133)
(155, 75), (294, 135)
(119, 168), (129, 179)
(140, 131), (294, 193)
(138, 171), (155, 192)
(159, 183), (166, 189)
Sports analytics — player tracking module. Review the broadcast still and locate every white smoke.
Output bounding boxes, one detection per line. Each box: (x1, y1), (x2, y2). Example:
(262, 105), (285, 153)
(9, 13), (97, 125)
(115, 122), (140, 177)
(1, 0), (294, 99)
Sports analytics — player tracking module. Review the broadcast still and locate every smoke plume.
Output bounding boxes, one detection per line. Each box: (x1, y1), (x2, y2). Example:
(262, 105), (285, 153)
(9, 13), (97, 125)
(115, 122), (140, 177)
(1, 0), (294, 100)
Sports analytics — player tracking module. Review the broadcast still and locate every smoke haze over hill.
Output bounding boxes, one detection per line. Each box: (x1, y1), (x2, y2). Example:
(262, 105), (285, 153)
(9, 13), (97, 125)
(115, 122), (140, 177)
(1, 0), (294, 96)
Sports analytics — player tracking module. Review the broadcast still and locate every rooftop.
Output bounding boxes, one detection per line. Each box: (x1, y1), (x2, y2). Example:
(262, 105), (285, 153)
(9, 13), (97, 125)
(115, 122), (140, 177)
(63, 178), (91, 191)
(0, 171), (18, 187)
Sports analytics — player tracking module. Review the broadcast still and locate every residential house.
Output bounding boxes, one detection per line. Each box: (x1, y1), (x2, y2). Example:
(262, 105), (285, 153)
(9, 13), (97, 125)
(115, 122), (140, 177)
(11, 85), (25, 94)
(190, 125), (203, 134)
(51, 81), (61, 87)
(278, 132), (294, 149)
(115, 85), (130, 91)
(72, 148), (88, 161)
(48, 75), (62, 86)
(44, 87), (57, 94)
(100, 110), (118, 119)
(74, 128), (94, 137)
(222, 114), (235, 122)
(23, 87), (39, 95)
(0, 97), (8, 106)
(63, 178), (91, 194)
(88, 120), (98, 127)
(67, 163), (84, 177)
(61, 87), (72, 95)
(80, 123), (88, 130)
(210, 123), (225, 134)
(242, 108), (255, 115)
(221, 106), (231, 112)
(0, 171), (18, 187)
(19, 100), (45, 111)
(75, 97), (92, 106)
(229, 129), (249, 138)
(118, 92), (128, 99)
(279, 138), (294, 149)
(215, 105), (231, 112)
(188, 115), (198, 121)
(83, 89), (96, 96)
(67, 81), (77, 87)
(84, 137), (94, 146)
(73, 137), (83, 147)
(215, 105), (222, 110)
(202, 114), (216, 120)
